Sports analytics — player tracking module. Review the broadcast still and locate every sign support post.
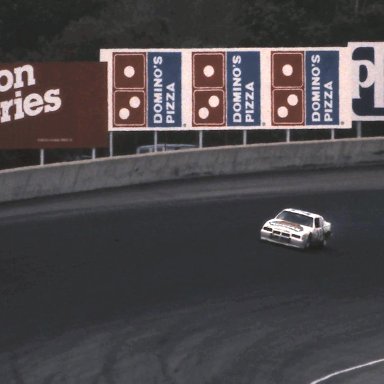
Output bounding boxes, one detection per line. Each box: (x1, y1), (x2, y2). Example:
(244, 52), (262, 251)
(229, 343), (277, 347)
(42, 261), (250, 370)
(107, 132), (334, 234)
(286, 129), (291, 143)
(356, 121), (362, 138)
(243, 130), (247, 145)
(39, 149), (45, 165)
(199, 131), (203, 148)
(154, 131), (158, 152)
(109, 132), (114, 157)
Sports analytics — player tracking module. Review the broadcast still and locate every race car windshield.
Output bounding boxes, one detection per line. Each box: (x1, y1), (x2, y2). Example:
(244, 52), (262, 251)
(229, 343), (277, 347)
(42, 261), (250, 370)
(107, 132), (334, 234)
(276, 211), (314, 227)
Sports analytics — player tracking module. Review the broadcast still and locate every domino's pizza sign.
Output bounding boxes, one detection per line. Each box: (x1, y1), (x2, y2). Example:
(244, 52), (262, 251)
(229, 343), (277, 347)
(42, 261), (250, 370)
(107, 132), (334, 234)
(350, 42), (384, 120)
(227, 51), (260, 126)
(192, 50), (261, 128)
(192, 52), (226, 127)
(148, 52), (182, 127)
(270, 49), (345, 127)
(100, 48), (349, 130)
(306, 51), (340, 125)
(113, 53), (147, 128)
(101, 50), (182, 130)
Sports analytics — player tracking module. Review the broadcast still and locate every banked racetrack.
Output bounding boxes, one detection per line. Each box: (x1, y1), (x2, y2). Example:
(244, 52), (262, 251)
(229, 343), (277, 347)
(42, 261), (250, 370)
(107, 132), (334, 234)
(1, 165), (384, 384)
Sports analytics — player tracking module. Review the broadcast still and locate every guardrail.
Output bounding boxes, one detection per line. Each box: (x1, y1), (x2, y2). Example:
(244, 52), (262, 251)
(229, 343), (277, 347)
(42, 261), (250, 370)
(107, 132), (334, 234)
(0, 137), (383, 204)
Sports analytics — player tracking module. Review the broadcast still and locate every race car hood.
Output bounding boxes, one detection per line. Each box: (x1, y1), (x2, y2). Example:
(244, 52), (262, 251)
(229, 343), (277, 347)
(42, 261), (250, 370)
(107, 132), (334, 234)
(267, 219), (311, 233)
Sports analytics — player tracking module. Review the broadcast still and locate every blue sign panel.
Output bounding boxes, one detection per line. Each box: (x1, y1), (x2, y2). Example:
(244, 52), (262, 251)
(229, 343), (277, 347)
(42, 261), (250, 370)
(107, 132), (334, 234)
(148, 52), (181, 127)
(227, 51), (260, 126)
(305, 51), (339, 125)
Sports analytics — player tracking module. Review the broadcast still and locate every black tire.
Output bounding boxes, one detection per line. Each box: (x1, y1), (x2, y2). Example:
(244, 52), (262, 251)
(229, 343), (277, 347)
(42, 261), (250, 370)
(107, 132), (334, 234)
(320, 231), (331, 248)
(304, 234), (312, 249)
(303, 234), (312, 251)
(319, 237), (327, 248)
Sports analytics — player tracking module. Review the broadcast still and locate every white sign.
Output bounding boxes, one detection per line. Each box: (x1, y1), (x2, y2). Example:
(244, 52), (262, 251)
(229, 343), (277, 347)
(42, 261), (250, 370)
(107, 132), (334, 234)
(349, 42), (384, 120)
(100, 47), (351, 131)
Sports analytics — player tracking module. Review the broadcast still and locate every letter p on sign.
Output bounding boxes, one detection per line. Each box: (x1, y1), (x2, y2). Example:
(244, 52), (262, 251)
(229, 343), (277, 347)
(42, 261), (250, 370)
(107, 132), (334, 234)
(350, 42), (384, 120)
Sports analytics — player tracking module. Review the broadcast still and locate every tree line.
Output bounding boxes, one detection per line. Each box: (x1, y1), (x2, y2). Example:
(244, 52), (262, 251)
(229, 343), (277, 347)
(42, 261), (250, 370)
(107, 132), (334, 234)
(0, 0), (383, 62)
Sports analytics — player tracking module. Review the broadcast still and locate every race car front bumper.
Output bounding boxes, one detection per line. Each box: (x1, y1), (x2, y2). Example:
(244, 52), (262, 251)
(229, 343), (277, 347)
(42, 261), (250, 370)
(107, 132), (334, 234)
(260, 227), (306, 249)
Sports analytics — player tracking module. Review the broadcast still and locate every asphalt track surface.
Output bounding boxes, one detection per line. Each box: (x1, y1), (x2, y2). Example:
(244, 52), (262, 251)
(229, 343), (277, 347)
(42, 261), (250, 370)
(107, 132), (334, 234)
(1, 165), (384, 384)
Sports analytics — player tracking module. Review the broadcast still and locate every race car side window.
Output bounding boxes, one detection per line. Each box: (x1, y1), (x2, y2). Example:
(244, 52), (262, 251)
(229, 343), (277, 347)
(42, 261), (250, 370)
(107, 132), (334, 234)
(314, 218), (321, 228)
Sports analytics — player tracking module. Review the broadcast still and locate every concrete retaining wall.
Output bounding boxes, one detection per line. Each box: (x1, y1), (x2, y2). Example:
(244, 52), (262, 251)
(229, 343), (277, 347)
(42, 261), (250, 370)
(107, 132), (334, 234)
(1, 137), (384, 203)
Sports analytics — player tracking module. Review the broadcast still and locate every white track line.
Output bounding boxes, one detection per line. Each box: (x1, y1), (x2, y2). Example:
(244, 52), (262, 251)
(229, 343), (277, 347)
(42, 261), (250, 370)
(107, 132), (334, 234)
(310, 358), (384, 384)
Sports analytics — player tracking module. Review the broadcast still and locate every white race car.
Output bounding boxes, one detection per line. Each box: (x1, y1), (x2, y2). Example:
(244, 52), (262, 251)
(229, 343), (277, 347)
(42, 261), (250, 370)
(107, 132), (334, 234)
(260, 208), (332, 249)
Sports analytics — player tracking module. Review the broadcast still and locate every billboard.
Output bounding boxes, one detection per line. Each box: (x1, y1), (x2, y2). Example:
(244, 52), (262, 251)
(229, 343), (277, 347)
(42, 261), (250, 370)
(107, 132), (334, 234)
(100, 48), (351, 131)
(226, 51), (260, 127)
(0, 62), (108, 149)
(264, 47), (350, 128)
(111, 51), (182, 129)
(349, 42), (384, 121)
(148, 52), (182, 128)
(192, 51), (261, 128)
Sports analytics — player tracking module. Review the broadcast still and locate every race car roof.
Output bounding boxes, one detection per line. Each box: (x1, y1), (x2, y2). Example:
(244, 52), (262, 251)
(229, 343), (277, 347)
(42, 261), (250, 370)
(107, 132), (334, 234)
(280, 208), (321, 219)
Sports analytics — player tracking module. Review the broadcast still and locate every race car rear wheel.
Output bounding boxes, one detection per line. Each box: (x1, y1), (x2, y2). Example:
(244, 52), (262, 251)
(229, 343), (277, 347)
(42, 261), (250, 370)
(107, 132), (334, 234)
(304, 234), (312, 249)
(319, 231), (331, 248)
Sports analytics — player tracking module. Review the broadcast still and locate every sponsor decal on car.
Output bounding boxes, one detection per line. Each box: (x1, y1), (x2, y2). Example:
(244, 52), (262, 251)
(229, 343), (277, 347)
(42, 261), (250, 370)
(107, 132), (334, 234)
(270, 220), (303, 232)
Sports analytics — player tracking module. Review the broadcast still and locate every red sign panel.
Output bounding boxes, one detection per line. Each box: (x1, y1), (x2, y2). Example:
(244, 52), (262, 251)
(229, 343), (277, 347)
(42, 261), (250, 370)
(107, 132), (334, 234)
(0, 62), (108, 149)
(271, 51), (305, 125)
(113, 53), (146, 127)
(192, 52), (226, 127)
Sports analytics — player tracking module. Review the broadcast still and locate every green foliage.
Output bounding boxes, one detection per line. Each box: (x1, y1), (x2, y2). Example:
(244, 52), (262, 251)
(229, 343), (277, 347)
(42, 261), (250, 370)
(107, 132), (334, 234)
(1, 0), (384, 60)
(0, 0), (106, 60)
(241, 0), (384, 47)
